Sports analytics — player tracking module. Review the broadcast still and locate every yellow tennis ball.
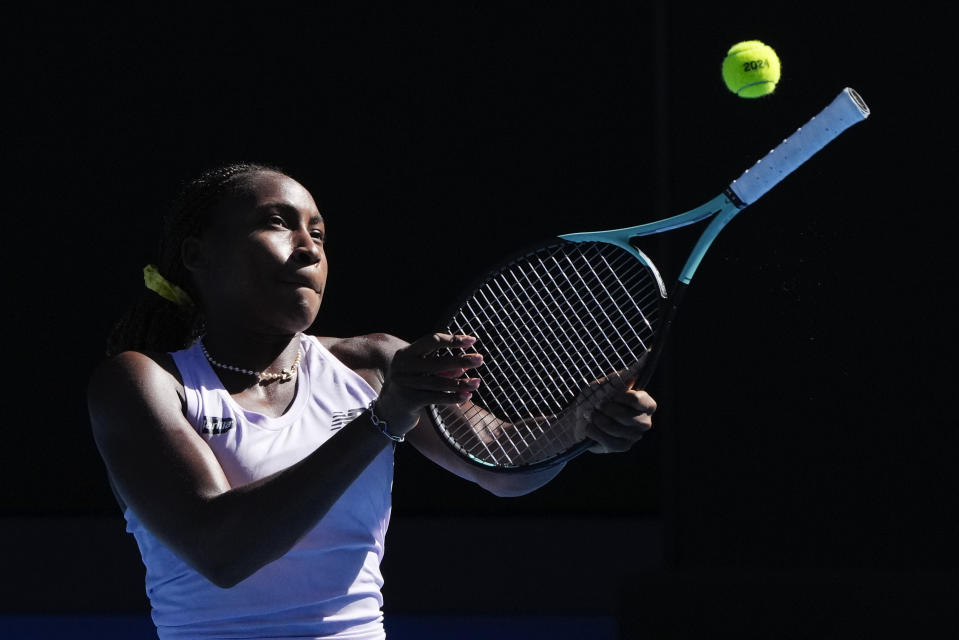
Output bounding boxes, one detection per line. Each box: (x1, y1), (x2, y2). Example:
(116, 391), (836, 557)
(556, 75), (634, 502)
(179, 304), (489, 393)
(722, 40), (781, 98)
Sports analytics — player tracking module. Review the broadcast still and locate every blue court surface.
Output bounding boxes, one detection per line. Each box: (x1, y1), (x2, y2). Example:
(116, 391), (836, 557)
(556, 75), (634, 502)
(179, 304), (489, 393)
(0, 614), (619, 639)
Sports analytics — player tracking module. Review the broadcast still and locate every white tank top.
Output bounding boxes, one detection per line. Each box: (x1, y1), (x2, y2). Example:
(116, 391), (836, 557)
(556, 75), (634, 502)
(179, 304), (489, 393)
(123, 334), (391, 640)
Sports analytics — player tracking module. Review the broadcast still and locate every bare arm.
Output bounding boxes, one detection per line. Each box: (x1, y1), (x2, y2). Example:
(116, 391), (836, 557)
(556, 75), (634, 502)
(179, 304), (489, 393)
(377, 334), (657, 496)
(87, 341), (469, 588)
(89, 333), (654, 588)
(406, 409), (567, 497)
(329, 332), (568, 496)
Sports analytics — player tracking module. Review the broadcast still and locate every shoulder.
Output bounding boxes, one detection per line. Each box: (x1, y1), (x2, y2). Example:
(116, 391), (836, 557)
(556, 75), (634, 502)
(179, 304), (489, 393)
(314, 333), (408, 373)
(88, 349), (183, 388)
(87, 350), (185, 421)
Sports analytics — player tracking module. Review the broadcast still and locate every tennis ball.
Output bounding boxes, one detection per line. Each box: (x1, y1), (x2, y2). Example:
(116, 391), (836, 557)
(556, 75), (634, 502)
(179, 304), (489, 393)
(722, 40), (780, 98)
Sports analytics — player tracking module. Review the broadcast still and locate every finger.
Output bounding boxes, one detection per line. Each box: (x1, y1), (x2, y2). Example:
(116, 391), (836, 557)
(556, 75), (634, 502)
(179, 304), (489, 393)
(585, 427), (639, 454)
(381, 387), (476, 414)
(605, 388), (657, 414)
(396, 351), (484, 376)
(390, 373), (482, 394)
(590, 409), (652, 440)
(597, 355), (652, 390)
(423, 387), (477, 406)
(575, 377), (625, 408)
(577, 368), (642, 407)
(599, 398), (657, 425)
(402, 332), (476, 359)
(394, 337), (484, 375)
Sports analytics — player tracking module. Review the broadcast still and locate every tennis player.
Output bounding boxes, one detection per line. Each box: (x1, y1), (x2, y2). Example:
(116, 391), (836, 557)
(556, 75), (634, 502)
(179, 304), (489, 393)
(87, 163), (656, 639)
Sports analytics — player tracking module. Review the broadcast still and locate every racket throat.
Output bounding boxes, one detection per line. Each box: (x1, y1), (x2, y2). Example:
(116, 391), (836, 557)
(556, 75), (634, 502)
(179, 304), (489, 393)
(667, 281), (689, 310)
(636, 282), (687, 389)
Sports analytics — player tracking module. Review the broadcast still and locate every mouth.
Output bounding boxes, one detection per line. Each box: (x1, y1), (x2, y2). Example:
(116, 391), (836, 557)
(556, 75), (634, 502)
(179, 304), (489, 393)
(281, 278), (322, 294)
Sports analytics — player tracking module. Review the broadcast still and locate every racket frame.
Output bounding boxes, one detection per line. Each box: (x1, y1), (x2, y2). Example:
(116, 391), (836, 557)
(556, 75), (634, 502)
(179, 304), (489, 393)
(427, 88), (870, 472)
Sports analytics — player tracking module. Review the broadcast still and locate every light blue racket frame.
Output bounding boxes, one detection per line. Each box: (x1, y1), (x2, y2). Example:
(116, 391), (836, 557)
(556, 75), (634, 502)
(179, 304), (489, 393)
(560, 88), (870, 288)
(428, 88), (870, 471)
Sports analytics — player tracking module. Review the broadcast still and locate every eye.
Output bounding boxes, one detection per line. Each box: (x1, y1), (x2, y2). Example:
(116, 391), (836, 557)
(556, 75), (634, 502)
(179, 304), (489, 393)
(268, 214), (288, 228)
(311, 229), (326, 244)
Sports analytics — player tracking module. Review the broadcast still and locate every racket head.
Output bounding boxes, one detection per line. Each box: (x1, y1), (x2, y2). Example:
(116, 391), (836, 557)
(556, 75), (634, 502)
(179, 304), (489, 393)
(428, 238), (666, 471)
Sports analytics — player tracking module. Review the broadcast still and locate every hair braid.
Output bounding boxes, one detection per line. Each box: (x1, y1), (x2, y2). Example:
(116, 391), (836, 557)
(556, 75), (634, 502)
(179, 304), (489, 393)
(105, 162), (286, 357)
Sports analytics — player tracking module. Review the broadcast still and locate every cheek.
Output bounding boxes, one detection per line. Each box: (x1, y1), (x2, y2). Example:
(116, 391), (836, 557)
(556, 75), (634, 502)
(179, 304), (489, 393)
(260, 234), (293, 264)
(317, 253), (329, 283)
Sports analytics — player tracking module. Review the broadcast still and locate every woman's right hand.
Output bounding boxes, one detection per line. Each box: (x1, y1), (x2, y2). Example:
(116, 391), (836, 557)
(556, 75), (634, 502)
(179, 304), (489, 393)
(372, 333), (484, 437)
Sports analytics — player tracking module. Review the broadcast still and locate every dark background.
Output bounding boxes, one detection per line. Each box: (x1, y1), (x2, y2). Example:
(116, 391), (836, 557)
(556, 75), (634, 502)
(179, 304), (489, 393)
(3, 2), (957, 637)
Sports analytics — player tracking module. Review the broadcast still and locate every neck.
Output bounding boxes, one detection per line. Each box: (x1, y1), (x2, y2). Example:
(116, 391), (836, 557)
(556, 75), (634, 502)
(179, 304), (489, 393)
(200, 326), (302, 377)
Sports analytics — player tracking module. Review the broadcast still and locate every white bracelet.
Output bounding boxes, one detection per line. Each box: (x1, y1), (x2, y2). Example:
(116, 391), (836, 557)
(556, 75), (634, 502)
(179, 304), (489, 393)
(368, 400), (405, 443)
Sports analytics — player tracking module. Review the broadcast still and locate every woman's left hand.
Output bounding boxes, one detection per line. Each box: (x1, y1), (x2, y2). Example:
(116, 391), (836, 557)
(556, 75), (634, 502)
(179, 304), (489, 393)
(572, 385), (657, 454)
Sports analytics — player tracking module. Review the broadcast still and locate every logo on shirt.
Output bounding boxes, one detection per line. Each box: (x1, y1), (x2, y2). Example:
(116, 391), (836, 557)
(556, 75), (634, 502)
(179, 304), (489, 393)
(331, 408), (365, 431)
(201, 416), (234, 435)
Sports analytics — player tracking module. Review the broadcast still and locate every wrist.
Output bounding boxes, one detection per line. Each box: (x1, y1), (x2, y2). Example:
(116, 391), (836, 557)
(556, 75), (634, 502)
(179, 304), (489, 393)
(368, 400), (413, 443)
(369, 389), (420, 430)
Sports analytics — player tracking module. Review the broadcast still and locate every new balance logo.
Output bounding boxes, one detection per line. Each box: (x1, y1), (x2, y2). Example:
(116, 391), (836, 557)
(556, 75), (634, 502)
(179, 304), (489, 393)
(201, 416), (234, 435)
(331, 408), (365, 431)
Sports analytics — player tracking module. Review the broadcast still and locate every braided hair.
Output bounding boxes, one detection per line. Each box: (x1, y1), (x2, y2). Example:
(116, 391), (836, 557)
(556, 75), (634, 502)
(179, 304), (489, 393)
(105, 162), (287, 357)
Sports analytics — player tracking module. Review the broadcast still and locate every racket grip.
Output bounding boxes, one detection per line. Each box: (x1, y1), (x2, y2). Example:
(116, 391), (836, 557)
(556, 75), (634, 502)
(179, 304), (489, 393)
(729, 88), (870, 205)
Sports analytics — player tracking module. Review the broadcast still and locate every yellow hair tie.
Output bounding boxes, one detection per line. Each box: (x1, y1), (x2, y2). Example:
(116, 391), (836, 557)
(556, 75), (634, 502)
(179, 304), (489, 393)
(143, 264), (194, 308)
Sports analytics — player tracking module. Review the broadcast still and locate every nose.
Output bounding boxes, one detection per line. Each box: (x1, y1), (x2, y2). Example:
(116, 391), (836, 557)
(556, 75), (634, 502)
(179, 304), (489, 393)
(291, 230), (322, 267)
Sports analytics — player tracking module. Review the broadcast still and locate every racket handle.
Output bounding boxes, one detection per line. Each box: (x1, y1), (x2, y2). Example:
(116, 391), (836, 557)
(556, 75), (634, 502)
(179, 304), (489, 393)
(729, 88), (870, 205)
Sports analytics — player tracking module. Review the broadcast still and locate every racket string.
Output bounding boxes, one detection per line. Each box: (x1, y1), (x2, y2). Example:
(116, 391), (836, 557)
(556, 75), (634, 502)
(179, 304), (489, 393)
(432, 242), (661, 467)
(524, 247), (652, 452)
(587, 249), (660, 350)
(439, 246), (653, 465)
(446, 296), (566, 462)
(488, 274), (590, 417)
(538, 250), (636, 374)
(438, 308), (569, 465)
(531, 247), (658, 359)
(531, 248), (650, 383)
(461, 288), (574, 458)
(551, 247), (658, 357)
(472, 246), (617, 457)
(509, 254), (626, 451)
(474, 285), (571, 417)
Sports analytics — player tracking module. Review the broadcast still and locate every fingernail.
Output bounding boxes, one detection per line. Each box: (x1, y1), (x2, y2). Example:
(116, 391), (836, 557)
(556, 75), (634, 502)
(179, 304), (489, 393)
(459, 378), (481, 390)
(463, 353), (484, 364)
(452, 335), (477, 347)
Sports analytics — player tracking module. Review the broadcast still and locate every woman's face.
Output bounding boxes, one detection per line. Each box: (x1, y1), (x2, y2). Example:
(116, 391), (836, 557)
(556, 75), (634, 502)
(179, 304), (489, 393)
(186, 171), (328, 336)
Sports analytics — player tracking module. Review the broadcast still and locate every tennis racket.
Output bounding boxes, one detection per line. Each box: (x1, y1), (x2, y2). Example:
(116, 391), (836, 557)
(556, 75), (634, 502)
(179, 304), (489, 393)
(429, 87), (870, 471)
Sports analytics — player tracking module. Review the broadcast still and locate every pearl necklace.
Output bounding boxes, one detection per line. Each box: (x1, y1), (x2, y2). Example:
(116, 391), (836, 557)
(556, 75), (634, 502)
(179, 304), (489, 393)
(200, 339), (302, 383)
